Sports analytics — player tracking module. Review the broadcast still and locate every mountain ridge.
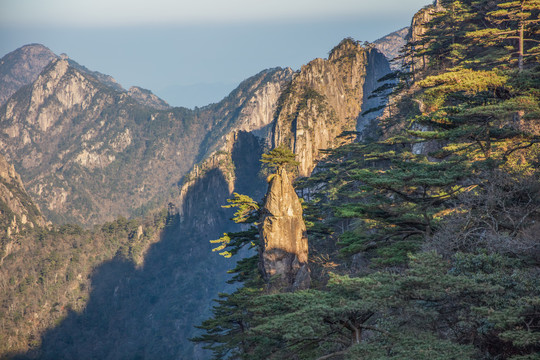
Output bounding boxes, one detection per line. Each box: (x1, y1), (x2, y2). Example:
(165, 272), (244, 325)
(0, 26), (398, 359)
(0, 54), (296, 225)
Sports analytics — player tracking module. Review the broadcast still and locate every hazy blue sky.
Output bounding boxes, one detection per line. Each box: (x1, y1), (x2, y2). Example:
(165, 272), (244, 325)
(1, 0), (432, 108)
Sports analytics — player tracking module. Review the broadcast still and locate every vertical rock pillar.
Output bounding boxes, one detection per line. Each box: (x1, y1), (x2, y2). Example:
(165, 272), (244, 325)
(259, 167), (310, 292)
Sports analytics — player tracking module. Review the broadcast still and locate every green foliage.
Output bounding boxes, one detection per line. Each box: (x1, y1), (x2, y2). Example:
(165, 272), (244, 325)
(198, 250), (540, 359)
(0, 211), (165, 356)
(196, 2), (540, 359)
(260, 145), (300, 173)
(222, 193), (260, 224)
(308, 141), (472, 261)
(210, 228), (259, 258)
(209, 192), (260, 258)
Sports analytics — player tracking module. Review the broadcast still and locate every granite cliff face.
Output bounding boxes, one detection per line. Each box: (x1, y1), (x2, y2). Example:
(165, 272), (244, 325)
(272, 39), (391, 176)
(170, 68), (293, 225)
(374, 27), (410, 69)
(259, 167), (310, 292)
(0, 36), (393, 358)
(407, 0), (445, 72)
(196, 67), (293, 159)
(0, 154), (47, 262)
(0, 54), (291, 225)
(0, 44), (58, 106)
(0, 57), (208, 225)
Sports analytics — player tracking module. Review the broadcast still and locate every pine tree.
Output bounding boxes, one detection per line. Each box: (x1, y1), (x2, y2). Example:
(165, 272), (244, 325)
(260, 145), (300, 174)
(418, 1), (476, 69)
(194, 2), (540, 358)
(306, 141), (471, 264)
(467, 0), (540, 71)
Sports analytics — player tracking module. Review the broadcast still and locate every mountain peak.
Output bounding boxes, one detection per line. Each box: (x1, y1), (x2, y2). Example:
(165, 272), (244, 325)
(0, 43), (58, 106)
(374, 27), (409, 68)
(328, 37), (365, 61)
(128, 86), (170, 110)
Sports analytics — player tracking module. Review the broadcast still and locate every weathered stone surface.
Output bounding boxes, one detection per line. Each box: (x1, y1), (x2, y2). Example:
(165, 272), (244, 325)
(128, 86), (170, 110)
(196, 67), (293, 159)
(259, 168), (310, 292)
(0, 51), (291, 225)
(0, 44), (57, 106)
(173, 68), (293, 218)
(374, 27), (410, 69)
(407, 1), (445, 72)
(272, 39), (390, 177)
(0, 153), (46, 228)
(0, 153), (47, 263)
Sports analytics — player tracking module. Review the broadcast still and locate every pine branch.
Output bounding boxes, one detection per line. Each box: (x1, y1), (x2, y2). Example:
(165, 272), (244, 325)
(316, 350), (349, 360)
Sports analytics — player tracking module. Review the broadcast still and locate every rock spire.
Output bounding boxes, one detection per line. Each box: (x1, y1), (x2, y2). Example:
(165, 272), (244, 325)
(258, 167), (310, 292)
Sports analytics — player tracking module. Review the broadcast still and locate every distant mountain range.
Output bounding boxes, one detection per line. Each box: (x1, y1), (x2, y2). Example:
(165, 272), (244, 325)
(0, 28), (405, 226)
(0, 25), (405, 359)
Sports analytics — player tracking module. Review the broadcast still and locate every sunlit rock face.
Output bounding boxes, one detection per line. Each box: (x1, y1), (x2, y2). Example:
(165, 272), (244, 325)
(0, 45), (292, 226)
(374, 27), (409, 69)
(407, 1), (445, 72)
(0, 153), (47, 264)
(259, 168), (310, 292)
(0, 44), (58, 107)
(272, 39), (390, 177)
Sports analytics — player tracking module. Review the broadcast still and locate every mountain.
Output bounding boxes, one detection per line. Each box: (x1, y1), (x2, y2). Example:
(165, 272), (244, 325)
(0, 44), (58, 106)
(0, 35), (393, 358)
(193, 0), (540, 358)
(127, 86), (170, 110)
(2, 1), (535, 356)
(273, 38), (390, 176)
(0, 56), (205, 225)
(0, 153), (47, 263)
(0, 53), (291, 226)
(64, 55), (125, 92)
(374, 27), (409, 68)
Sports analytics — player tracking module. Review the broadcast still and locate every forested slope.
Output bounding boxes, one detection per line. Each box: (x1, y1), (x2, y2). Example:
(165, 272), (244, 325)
(194, 1), (540, 359)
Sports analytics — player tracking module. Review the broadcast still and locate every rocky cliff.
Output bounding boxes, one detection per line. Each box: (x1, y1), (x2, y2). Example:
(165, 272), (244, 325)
(174, 67), (293, 221)
(259, 167), (310, 292)
(195, 67), (293, 160)
(0, 153), (47, 263)
(374, 27), (409, 69)
(0, 44), (57, 106)
(272, 39), (391, 176)
(0, 34), (394, 358)
(0, 153), (45, 228)
(0, 57), (208, 225)
(0, 53), (291, 226)
(127, 86), (170, 110)
(407, 0), (445, 73)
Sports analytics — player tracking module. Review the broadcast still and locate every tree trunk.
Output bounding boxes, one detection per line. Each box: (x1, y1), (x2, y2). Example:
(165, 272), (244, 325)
(519, 21), (524, 72)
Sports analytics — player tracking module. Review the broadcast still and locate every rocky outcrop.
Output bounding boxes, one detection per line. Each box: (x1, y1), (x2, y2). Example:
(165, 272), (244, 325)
(410, 1), (444, 43)
(357, 48), (394, 140)
(66, 56), (125, 92)
(0, 55), (291, 226)
(0, 153), (47, 263)
(197, 67), (293, 159)
(128, 86), (170, 110)
(173, 68), (293, 221)
(272, 39), (391, 176)
(0, 57), (210, 224)
(407, 0), (445, 72)
(0, 153), (46, 230)
(374, 27), (410, 69)
(259, 168), (310, 292)
(0, 44), (57, 106)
